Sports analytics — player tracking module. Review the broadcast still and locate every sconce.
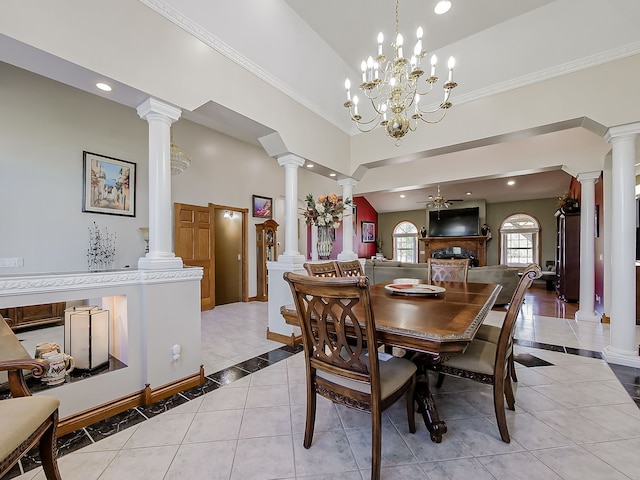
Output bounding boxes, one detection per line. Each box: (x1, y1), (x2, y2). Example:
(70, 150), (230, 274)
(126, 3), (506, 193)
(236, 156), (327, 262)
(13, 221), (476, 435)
(223, 210), (234, 219)
(138, 227), (149, 253)
(64, 306), (110, 371)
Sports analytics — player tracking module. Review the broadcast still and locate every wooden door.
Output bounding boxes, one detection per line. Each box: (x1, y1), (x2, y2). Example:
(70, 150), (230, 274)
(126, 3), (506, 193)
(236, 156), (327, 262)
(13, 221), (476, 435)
(174, 203), (214, 310)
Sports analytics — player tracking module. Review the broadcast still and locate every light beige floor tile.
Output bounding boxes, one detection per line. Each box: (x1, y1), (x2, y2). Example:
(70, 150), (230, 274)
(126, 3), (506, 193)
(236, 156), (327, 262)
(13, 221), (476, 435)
(514, 386), (564, 413)
(573, 404), (640, 439)
(293, 430), (359, 477)
(445, 416), (526, 456)
(346, 423), (418, 468)
(245, 384), (291, 408)
(231, 435), (296, 479)
(506, 412), (574, 450)
(532, 408), (622, 444)
(399, 422), (475, 463)
(421, 457), (496, 480)
(164, 440), (236, 480)
(30, 451), (118, 480)
(79, 426), (138, 452)
(199, 385), (248, 411)
(291, 401), (343, 434)
(532, 445), (630, 480)
(96, 445), (178, 480)
(239, 405), (292, 438)
(183, 409), (243, 443)
(123, 412), (194, 448)
(582, 439), (640, 480)
(479, 451), (562, 480)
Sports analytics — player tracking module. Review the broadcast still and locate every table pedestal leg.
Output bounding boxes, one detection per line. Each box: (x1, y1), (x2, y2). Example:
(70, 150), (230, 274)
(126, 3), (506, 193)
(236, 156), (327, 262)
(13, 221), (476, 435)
(414, 371), (447, 443)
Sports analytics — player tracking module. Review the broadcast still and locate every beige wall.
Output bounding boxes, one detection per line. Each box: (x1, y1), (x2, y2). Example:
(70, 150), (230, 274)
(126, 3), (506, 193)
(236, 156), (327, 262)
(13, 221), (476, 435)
(378, 198), (558, 266)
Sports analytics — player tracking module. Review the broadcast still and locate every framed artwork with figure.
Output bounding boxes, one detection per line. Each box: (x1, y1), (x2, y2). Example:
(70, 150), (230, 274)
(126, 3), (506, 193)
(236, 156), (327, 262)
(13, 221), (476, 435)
(361, 221), (375, 243)
(83, 151), (136, 217)
(252, 195), (272, 218)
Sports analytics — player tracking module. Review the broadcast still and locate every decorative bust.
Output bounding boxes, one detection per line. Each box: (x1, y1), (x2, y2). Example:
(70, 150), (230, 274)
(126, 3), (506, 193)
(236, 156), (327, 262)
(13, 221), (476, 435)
(420, 227), (427, 238)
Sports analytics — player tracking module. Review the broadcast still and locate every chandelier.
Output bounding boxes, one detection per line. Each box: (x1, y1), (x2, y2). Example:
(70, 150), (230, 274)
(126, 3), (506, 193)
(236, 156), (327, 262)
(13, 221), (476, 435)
(170, 130), (191, 176)
(342, 0), (457, 144)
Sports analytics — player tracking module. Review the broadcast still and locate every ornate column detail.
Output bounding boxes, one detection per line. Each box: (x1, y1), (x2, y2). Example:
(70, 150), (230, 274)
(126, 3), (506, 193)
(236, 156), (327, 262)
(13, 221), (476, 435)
(602, 122), (640, 368)
(575, 171), (601, 322)
(276, 154), (306, 263)
(136, 97), (183, 270)
(337, 178), (358, 261)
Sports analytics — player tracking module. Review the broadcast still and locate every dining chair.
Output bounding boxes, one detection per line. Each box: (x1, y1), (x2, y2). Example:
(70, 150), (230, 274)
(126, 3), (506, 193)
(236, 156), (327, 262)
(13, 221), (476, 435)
(0, 358), (62, 480)
(432, 263), (542, 442)
(427, 258), (470, 283)
(475, 309), (519, 382)
(283, 272), (416, 480)
(337, 260), (364, 277)
(304, 261), (341, 277)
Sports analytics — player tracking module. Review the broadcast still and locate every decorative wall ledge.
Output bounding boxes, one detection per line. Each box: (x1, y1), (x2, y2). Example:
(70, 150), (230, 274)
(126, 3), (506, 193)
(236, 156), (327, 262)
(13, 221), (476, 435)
(0, 267), (203, 297)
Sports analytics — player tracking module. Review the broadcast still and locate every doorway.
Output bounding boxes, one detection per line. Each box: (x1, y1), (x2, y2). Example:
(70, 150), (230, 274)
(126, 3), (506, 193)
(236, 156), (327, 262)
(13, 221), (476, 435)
(174, 202), (248, 309)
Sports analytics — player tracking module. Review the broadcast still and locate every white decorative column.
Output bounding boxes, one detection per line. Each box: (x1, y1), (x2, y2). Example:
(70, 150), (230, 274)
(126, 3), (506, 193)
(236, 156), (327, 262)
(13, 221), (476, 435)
(136, 98), (183, 270)
(337, 178), (358, 261)
(266, 154), (305, 344)
(575, 171), (601, 322)
(602, 123), (640, 368)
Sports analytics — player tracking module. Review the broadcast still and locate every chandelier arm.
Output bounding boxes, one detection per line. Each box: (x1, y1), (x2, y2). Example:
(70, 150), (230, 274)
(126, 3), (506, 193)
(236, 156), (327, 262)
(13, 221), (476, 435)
(415, 109), (449, 125)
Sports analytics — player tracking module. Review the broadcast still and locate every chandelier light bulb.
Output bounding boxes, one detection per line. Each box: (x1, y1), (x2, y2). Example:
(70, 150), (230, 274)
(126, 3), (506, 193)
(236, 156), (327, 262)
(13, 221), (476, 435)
(340, 0), (458, 144)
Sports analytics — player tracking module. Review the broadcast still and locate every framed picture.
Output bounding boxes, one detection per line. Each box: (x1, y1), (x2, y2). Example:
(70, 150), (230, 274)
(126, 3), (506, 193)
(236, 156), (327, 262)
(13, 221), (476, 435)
(83, 151), (136, 217)
(252, 195), (272, 218)
(361, 221), (375, 243)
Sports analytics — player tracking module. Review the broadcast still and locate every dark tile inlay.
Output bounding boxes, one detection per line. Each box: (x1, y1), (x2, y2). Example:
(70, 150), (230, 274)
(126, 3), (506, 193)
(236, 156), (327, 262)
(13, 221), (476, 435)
(608, 363), (640, 400)
(514, 353), (554, 367)
(207, 366), (250, 387)
(235, 356), (271, 373)
(181, 376), (221, 400)
(84, 408), (147, 442)
(278, 344), (304, 354)
(259, 348), (293, 363)
(527, 341), (566, 353)
(136, 392), (190, 418)
(56, 428), (93, 456)
(564, 347), (602, 359)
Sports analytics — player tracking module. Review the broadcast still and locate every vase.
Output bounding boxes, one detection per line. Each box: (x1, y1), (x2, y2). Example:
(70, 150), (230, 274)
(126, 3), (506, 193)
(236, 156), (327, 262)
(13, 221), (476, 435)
(317, 225), (333, 260)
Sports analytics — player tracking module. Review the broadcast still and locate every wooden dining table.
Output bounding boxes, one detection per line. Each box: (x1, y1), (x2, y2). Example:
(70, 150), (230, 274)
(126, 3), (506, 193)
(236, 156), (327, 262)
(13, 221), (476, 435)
(281, 279), (502, 442)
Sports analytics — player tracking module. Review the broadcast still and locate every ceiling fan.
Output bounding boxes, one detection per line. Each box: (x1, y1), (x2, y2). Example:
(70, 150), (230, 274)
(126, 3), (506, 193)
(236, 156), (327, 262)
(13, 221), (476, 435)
(417, 185), (463, 211)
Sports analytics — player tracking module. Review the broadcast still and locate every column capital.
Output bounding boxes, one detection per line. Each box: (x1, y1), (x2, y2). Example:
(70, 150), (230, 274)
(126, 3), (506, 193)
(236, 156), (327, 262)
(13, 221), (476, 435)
(337, 178), (358, 188)
(136, 97), (182, 123)
(277, 154), (305, 168)
(605, 122), (640, 143)
(577, 171), (601, 184)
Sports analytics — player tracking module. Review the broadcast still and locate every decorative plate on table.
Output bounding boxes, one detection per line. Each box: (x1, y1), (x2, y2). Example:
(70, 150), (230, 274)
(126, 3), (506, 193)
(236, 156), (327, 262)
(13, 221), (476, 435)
(384, 283), (446, 295)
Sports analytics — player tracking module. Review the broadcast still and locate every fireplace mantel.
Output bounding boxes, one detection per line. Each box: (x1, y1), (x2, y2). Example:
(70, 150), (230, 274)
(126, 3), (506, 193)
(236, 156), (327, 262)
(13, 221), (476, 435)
(420, 236), (489, 266)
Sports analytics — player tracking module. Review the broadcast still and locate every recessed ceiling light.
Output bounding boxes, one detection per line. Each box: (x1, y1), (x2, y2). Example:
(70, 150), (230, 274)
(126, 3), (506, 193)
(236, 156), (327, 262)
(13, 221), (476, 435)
(507, 180), (516, 186)
(466, 192), (472, 196)
(434, 1), (451, 15)
(306, 164), (314, 168)
(400, 194), (406, 198)
(329, 173), (336, 177)
(96, 82), (112, 92)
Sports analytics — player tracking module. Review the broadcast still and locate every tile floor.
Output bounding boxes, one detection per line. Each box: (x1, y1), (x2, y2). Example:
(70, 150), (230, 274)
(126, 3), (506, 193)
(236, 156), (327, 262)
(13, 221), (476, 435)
(10, 302), (640, 480)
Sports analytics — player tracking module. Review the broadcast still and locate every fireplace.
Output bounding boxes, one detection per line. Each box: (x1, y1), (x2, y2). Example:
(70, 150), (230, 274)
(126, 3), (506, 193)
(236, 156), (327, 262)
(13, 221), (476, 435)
(420, 236), (489, 266)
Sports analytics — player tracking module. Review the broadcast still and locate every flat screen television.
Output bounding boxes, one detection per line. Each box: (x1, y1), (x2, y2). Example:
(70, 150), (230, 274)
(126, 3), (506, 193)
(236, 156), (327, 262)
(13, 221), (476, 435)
(428, 207), (480, 237)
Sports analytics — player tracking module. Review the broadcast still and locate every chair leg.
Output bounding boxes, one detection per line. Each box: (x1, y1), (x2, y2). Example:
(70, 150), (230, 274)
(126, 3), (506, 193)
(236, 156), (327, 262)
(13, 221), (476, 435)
(371, 408), (382, 480)
(509, 352), (518, 382)
(504, 374), (516, 410)
(39, 413), (62, 480)
(303, 376), (317, 449)
(493, 378), (510, 443)
(435, 372), (445, 388)
(406, 377), (416, 434)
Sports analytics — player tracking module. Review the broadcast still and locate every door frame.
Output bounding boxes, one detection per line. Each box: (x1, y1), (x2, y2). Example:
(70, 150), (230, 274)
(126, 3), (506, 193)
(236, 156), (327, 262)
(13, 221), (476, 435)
(209, 203), (249, 303)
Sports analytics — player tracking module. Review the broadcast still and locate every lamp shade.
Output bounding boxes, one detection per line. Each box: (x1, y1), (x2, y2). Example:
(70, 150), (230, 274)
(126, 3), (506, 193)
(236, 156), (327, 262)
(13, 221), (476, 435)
(64, 306), (109, 370)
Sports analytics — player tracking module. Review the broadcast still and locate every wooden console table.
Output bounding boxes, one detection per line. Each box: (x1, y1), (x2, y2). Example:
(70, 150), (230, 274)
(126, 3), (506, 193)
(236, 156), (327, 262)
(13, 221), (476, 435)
(420, 236), (489, 266)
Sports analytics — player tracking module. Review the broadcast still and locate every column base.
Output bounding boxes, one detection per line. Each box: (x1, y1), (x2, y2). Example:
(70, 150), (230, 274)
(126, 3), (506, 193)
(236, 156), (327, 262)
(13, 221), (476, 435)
(575, 310), (600, 322)
(337, 252), (358, 261)
(602, 345), (640, 368)
(276, 254), (306, 266)
(138, 256), (184, 270)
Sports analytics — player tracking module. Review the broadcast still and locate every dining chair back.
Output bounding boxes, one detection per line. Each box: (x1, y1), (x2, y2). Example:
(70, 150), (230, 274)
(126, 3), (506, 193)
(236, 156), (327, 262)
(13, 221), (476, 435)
(283, 272), (416, 480)
(337, 260), (364, 277)
(303, 261), (341, 277)
(434, 263), (541, 442)
(427, 258), (469, 283)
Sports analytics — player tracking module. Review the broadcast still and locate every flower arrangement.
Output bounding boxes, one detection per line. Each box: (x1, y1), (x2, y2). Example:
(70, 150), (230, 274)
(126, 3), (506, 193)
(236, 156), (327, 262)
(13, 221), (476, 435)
(557, 191), (579, 211)
(302, 193), (351, 228)
(87, 222), (116, 271)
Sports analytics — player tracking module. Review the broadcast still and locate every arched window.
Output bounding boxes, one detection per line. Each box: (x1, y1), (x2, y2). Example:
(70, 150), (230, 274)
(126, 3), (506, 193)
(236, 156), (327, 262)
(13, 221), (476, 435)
(393, 221), (419, 263)
(500, 213), (540, 266)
